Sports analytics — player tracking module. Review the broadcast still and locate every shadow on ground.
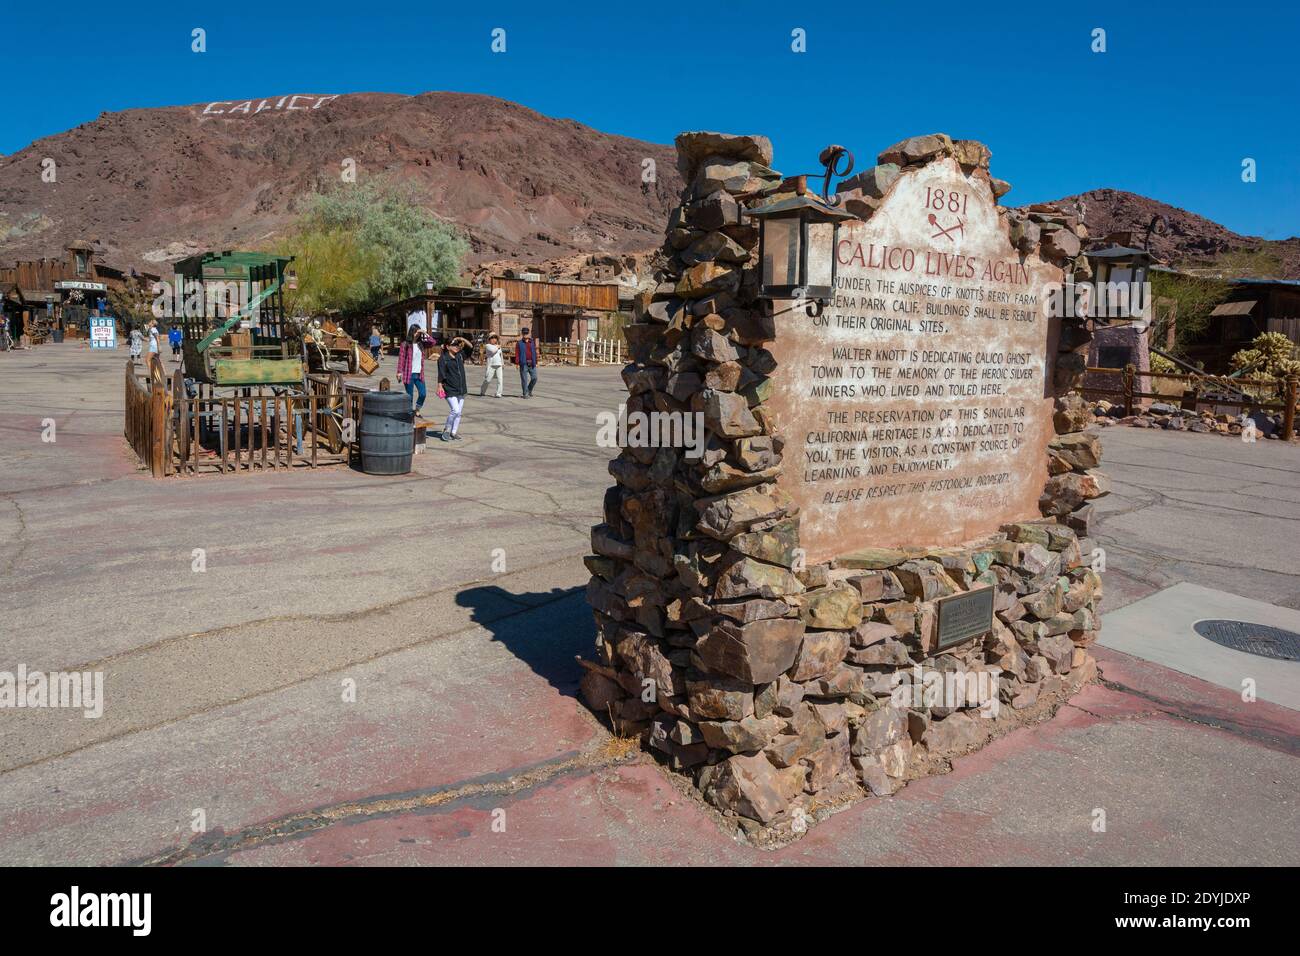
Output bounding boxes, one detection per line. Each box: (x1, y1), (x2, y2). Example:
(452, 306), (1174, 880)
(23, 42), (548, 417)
(455, 584), (594, 698)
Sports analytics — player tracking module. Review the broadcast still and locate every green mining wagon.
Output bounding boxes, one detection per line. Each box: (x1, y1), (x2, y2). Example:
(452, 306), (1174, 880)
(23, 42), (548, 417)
(174, 251), (303, 387)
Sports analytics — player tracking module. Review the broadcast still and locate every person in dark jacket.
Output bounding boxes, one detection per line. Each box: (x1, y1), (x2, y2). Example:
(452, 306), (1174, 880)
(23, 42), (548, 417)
(437, 336), (469, 441)
(515, 327), (538, 398)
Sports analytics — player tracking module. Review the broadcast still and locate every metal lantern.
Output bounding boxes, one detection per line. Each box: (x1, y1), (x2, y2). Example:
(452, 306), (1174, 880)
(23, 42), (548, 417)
(745, 191), (853, 316)
(743, 146), (855, 318)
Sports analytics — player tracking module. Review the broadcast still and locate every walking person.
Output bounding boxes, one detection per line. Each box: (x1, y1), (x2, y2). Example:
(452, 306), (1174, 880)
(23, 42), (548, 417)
(397, 323), (434, 415)
(129, 324), (144, 360)
(437, 336), (469, 441)
(480, 333), (504, 397)
(168, 324), (183, 360)
(515, 327), (539, 398)
(147, 320), (160, 357)
(368, 325), (382, 363)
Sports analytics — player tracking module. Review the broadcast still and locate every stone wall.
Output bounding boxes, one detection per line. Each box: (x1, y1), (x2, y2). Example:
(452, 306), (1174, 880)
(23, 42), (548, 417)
(580, 131), (1109, 840)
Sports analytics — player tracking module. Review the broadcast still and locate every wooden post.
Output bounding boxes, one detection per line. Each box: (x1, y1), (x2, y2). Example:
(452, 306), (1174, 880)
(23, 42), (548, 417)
(149, 377), (166, 478)
(1284, 374), (1298, 443)
(1123, 363), (1136, 417)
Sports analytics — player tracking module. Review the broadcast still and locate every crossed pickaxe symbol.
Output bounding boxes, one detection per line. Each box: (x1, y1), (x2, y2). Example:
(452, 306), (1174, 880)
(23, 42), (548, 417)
(929, 213), (965, 241)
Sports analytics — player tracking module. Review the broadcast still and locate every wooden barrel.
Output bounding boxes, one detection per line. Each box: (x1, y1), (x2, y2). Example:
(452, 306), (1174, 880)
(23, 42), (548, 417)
(358, 390), (414, 475)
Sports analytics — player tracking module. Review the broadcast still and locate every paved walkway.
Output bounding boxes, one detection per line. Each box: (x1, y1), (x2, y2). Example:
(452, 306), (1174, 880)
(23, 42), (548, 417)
(1, 343), (1296, 865)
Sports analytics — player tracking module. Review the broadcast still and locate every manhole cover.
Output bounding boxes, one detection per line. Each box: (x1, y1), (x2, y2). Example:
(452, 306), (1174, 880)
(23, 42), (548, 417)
(1193, 620), (1300, 661)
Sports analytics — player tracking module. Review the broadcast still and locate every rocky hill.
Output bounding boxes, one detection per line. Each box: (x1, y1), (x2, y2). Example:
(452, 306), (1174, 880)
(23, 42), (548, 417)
(0, 91), (682, 270)
(1049, 188), (1300, 278)
(3, 99), (1294, 282)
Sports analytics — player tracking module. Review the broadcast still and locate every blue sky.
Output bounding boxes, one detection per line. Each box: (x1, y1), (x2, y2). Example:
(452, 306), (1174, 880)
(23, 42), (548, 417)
(3, 0), (1297, 238)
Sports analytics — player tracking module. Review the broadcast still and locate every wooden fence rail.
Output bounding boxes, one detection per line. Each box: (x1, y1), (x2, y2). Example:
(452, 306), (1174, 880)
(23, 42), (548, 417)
(1077, 364), (1297, 441)
(124, 360), (371, 476)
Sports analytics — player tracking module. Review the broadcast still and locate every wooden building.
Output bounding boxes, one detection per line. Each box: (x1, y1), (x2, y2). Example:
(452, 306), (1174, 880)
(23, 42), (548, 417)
(367, 275), (627, 346)
(1, 241), (158, 344)
(1158, 271), (1300, 372)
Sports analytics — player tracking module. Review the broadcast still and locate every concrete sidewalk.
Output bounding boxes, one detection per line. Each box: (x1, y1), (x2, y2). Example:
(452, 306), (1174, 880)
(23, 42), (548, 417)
(1, 343), (1297, 865)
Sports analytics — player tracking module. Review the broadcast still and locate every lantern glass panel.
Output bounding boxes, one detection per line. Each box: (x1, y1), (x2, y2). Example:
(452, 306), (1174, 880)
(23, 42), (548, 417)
(805, 221), (835, 293)
(762, 217), (800, 290)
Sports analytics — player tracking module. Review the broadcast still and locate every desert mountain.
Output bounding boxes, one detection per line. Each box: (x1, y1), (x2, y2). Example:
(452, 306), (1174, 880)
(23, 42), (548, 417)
(2, 97), (1294, 282)
(1048, 188), (1299, 278)
(0, 91), (682, 271)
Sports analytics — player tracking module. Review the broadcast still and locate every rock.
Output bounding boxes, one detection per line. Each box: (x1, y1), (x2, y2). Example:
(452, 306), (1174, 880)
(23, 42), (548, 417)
(878, 133), (953, 166)
(694, 388), (761, 437)
(851, 705), (907, 754)
(676, 262), (739, 299)
(1009, 217), (1042, 253)
(952, 139), (991, 169)
(834, 547), (920, 570)
(690, 327), (740, 364)
(714, 597), (796, 624)
(579, 669), (623, 714)
(686, 190), (741, 231)
(810, 701), (849, 737)
(1040, 225), (1082, 261)
(922, 712), (982, 756)
(804, 732), (852, 792)
(687, 674), (755, 721)
(704, 751), (803, 824)
(804, 664), (870, 700)
(764, 726), (821, 768)
(1050, 431), (1102, 468)
(694, 160), (765, 195)
(837, 163), (900, 198)
(1054, 393), (1091, 434)
(788, 628), (852, 681)
(729, 517), (800, 567)
(852, 620), (900, 648)
(695, 483), (792, 540)
(714, 554), (804, 600)
(800, 584), (864, 630)
(878, 737), (912, 778)
(697, 616), (806, 684)
(675, 131), (774, 176)
(1037, 633), (1075, 674)
(773, 675), (804, 716)
(616, 631), (684, 698)
(853, 754), (898, 796)
(1040, 472), (1111, 516)
(699, 714), (784, 753)
(893, 560), (958, 601)
(703, 360), (744, 392)
(848, 638), (911, 666)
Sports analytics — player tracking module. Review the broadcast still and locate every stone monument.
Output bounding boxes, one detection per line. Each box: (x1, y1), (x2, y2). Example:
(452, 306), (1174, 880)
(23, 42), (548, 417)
(582, 130), (1108, 839)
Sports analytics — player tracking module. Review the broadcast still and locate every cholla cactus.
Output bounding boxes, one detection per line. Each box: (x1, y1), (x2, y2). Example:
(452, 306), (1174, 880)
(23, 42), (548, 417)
(1230, 331), (1300, 379)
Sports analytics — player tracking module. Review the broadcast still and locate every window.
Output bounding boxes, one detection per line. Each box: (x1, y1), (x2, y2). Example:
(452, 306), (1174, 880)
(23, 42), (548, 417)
(75, 253), (87, 276)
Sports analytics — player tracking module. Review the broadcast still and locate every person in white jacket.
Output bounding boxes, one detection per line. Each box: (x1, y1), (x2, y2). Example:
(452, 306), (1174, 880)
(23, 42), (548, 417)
(480, 333), (504, 398)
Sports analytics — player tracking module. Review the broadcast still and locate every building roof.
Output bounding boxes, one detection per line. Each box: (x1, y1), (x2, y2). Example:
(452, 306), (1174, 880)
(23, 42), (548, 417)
(1085, 245), (1154, 260)
(173, 250), (294, 281)
(1210, 300), (1257, 316)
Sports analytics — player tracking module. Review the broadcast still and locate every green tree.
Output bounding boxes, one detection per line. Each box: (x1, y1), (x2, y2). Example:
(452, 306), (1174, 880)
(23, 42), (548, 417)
(280, 180), (468, 315)
(1150, 270), (1230, 356)
(277, 228), (380, 316)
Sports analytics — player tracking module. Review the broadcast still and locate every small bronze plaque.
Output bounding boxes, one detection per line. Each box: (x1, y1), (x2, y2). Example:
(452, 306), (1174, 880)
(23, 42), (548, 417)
(935, 586), (995, 650)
